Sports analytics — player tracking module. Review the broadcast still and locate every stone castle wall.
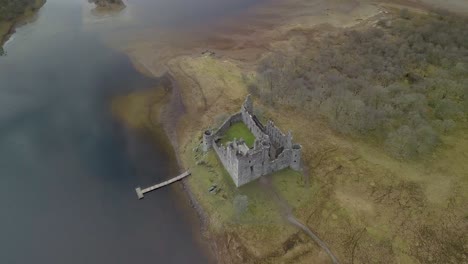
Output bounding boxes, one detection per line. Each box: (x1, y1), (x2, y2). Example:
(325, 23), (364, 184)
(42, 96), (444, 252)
(236, 149), (264, 186)
(214, 112), (242, 136)
(241, 106), (265, 139)
(212, 142), (239, 183)
(265, 121), (292, 149)
(203, 95), (302, 187)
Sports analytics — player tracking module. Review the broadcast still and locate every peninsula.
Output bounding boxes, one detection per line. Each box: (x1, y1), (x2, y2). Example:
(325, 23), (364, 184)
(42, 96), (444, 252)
(0, 0), (46, 54)
(113, 0), (468, 262)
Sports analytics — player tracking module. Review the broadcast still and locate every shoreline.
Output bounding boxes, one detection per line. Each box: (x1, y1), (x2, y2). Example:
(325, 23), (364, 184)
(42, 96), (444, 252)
(158, 73), (214, 257)
(125, 54), (215, 253)
(0, 0), (46, 51)
(158, 73), (217, 262)
(109, 73), (217, 262)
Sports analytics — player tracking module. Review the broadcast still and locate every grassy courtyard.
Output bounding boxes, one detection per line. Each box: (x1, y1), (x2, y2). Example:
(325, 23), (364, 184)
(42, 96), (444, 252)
(219, 122), (256, 148)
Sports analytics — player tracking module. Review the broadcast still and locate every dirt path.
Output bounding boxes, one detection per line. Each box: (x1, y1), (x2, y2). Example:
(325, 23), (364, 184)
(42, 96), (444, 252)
(260, 177), (340, 264)
(286, 215), (340, 264)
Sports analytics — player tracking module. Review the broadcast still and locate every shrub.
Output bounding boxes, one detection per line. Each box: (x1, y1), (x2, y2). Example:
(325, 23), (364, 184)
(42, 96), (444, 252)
(254, 10), (468, 158)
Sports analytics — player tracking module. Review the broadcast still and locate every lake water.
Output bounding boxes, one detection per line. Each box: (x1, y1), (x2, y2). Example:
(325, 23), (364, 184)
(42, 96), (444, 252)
(0, 0), (262, 263)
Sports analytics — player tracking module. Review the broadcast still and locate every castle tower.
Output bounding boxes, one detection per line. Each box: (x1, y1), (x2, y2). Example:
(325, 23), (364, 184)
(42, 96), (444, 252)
(202, 130), (213, 152)
(290, 144), (302, 171)
(243, 94), (253, 113)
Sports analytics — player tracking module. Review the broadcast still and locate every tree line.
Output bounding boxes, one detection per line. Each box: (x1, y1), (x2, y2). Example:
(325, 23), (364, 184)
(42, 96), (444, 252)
(250, 10), (468, 159)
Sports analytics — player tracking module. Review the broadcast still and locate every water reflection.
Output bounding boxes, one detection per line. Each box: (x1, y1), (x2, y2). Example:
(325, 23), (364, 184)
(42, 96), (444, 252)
(0, 0), (269, 262)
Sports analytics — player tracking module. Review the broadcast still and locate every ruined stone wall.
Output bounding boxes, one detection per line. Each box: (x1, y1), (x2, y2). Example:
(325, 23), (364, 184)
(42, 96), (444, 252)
(235, 147), (295, 186)
(265, 121), (291, 149)
(213, 142), (239, 185)
(211, 110), (300, 186)
(214, 112), (242, 137)
(267, 149), (293, 173)
(241, 106), (265, 139)
(214, 141), (269, 187)
(204, 95), (302, 187)
(236, 149), (265, 186)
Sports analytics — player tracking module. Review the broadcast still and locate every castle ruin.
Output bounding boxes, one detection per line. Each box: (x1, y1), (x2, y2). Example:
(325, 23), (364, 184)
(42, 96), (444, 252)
(203, 95), (302, 187)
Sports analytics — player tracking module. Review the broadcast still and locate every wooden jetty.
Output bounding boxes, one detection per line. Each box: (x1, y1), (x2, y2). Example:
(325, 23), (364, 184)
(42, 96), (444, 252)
(135, 171), (191, 199)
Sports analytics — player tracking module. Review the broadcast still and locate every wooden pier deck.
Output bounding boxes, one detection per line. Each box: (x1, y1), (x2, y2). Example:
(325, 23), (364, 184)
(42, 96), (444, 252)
(135, 171), (191, 199)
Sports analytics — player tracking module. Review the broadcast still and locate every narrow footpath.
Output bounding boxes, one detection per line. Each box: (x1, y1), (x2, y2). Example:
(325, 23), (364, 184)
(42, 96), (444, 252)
(259, 177), (340, 264)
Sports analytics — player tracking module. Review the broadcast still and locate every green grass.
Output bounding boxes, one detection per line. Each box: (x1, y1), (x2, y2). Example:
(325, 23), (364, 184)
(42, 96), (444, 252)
(187, 138), (310, 230)
(271, 168), (318, 214)
(185, 138), (307, 256)
(187, 139), (285, 231)
(219, 122), (256, 148)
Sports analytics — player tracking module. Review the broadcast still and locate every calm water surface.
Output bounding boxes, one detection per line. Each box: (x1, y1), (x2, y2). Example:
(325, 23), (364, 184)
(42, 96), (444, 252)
(0, 0), (261, 263)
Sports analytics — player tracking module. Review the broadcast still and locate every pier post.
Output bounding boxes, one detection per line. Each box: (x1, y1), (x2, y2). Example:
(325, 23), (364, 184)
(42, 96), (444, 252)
(134, 171), (191, 199)
(135, 187), (144, 199)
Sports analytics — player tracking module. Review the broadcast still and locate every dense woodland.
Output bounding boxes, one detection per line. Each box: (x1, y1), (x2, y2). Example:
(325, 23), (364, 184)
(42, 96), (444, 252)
(252, 10), (468, 159)
(0, 0), (38, 21)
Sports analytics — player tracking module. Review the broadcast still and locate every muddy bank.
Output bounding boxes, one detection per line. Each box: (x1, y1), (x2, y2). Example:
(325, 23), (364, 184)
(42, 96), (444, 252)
(156, 74), (218, 262)
(110, 74), (217, 262)
(123, 0), (382, 77)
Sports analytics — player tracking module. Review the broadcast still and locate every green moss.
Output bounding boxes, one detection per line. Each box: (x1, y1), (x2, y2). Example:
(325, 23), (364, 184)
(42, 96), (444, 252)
(219, 122), (256, 148)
